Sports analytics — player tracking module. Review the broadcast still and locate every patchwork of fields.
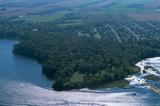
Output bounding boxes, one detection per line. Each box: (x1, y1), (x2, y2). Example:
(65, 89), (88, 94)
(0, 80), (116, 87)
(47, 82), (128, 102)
(0, 0), (160, 22)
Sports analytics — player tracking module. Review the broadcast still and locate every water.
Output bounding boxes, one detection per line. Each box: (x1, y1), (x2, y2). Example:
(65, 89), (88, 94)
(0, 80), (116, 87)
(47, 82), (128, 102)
(0, 39), (159, 106)
(0, 40), (52, 89)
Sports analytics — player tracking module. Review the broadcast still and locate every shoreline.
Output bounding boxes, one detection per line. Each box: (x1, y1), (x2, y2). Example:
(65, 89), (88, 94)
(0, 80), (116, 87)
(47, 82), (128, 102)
(12, 46), (157, 91)
(5, 38), (160, 91)
(2, 39), (160, 94)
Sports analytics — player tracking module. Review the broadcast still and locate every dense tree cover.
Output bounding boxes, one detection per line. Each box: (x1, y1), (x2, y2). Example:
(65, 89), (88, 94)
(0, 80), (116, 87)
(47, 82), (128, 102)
(13, 34), (160, 90)
(1, 15), (160, 90)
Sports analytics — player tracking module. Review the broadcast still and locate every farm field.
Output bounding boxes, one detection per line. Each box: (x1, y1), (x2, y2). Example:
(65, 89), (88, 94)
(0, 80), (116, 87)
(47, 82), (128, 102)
(1, 0), (160, 22)
(128, 13), (160, 22)
(58, 19), (84, 26)
(16, 11), (68, 22)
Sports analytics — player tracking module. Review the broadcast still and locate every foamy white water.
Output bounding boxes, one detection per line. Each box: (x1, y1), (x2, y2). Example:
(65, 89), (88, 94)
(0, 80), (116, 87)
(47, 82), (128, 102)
(0, 79), (151, 106)
(126, 57), (160, 93)
(136, 57), (160, 75)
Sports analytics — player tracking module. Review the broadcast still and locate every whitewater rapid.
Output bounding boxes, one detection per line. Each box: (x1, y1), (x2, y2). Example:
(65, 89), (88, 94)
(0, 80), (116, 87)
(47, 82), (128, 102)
(136, 57), (160, 77)
(126, 57), (160, 93)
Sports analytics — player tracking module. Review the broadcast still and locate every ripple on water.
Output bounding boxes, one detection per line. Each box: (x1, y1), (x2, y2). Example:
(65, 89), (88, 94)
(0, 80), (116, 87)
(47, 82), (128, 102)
(0, 79), (158, 106)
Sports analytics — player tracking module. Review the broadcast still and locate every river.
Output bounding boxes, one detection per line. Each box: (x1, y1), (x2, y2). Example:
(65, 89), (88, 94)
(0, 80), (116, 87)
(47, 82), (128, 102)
(0, 39), (160, 106)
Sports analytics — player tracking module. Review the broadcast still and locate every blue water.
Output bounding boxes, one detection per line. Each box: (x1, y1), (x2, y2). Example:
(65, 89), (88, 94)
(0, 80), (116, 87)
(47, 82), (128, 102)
(0, 39), (52, 89)
(0, 39), (159, 106)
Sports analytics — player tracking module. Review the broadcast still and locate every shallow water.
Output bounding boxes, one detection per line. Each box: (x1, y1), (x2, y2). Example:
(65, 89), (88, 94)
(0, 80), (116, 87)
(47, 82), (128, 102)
(0, 39), (160, 106)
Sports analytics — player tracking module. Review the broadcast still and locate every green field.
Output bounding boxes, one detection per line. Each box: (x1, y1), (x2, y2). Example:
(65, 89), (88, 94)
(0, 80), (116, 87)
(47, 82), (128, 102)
(59, 19), (84, 26)
(116, 0), (152, 5)
(102, 0), (156, 13)
(5, 0), (160, 22)
(14, 11), (69, 22)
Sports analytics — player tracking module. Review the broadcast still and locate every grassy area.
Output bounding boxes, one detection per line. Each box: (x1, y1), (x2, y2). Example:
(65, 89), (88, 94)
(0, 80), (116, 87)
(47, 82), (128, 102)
(14, 11), (69, 22)
(98, 80), (129, 88)
(59, 19), (83, 26)
(103, 7), (153, 13)
(116, 0), (152, 5)
(56, 0), (103, 7)
(101, 0), (155, 13)
(70, 72), (84, 83)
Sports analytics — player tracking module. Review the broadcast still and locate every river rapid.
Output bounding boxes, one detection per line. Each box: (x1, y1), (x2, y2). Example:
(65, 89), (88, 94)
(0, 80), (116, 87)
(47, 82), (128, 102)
(0, 39), (160, 106)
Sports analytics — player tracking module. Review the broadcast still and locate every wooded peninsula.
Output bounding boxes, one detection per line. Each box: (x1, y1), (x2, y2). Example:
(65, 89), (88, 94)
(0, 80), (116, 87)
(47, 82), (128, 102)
(1, 15), (160, 90)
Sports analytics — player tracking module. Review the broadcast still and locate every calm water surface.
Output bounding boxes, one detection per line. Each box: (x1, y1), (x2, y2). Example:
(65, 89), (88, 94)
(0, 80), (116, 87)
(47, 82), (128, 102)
(0, 39), (52, 88)
(0, 39), (159, 106)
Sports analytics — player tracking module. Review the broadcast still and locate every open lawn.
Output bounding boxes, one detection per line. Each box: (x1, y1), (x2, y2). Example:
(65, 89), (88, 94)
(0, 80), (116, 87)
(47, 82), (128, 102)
(15, 11), (68, 22)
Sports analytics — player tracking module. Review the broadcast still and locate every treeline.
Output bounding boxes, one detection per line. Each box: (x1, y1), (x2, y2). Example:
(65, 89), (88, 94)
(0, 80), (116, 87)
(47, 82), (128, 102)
(1, 18), (160, 90)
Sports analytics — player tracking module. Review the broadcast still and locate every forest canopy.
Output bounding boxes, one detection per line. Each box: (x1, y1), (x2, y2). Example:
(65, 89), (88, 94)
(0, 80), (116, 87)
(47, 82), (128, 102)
(1, 15), (160, 90)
